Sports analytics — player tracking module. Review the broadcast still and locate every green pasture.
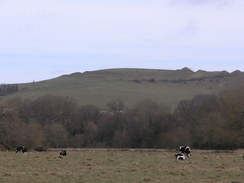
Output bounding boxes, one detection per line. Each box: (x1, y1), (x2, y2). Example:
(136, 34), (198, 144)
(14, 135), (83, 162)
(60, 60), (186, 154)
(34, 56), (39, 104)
(0, 149), (243, 183)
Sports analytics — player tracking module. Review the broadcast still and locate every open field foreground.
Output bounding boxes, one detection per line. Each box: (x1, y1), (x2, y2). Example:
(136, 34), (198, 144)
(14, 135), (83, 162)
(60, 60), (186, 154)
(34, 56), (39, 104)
(0, 149), (243, 183)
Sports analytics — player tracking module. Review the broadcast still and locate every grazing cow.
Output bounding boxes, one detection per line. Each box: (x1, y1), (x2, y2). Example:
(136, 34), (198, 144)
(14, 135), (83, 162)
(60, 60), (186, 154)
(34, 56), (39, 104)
(179, 146), (191, 157)
(59, 150), (67, 156)
(16, 146), (27, 153)
(175, 152), (186, 160)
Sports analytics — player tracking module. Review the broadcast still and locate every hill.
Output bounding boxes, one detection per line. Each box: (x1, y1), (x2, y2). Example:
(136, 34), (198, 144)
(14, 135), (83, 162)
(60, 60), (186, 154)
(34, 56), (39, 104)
(1, 68), (244, 109)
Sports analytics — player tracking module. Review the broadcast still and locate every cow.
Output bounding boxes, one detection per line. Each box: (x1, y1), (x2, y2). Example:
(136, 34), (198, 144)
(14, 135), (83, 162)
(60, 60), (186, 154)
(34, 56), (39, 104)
(179, 146), (191, 157)
(59, 150), (67, 157)
(175, 152), (186, 160)
(16, 146), (27, 153)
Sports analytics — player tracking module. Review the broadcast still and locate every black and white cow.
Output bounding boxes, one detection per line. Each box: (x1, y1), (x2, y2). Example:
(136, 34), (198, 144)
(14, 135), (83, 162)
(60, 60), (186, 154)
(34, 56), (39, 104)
(59, 150), (67, 156)
(179, 146), (191, 157)
(16, 146), (27, 153)
(175, 152), (186, 160)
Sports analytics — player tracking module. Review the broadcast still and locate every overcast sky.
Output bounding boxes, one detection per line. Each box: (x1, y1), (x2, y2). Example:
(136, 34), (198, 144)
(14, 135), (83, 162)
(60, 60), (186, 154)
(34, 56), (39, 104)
(1, 0), (244, 83)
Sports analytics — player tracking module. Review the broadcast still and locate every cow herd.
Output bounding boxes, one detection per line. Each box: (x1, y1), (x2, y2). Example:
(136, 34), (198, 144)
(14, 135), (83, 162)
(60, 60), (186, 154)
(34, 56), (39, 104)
(12, 145), (244, 164)
(15, 145), (191, 160)
(15, 145), (192, 160)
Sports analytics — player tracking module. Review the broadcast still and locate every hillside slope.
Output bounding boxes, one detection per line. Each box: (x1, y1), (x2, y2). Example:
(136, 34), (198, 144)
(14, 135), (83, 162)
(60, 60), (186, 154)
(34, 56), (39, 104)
(1, 68), (244, 109)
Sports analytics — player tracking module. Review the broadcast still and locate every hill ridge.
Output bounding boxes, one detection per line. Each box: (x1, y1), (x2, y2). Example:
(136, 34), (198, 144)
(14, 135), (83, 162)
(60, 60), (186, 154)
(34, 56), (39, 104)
(1, 68), (244, 109)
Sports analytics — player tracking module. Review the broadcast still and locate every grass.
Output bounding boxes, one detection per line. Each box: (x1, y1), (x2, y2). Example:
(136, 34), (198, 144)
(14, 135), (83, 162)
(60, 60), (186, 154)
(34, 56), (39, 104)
(0, 149), (243, 183)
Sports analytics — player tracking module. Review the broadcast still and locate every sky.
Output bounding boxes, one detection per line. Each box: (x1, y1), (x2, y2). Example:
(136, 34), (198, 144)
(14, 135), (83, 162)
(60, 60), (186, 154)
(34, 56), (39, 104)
(0, 0), (244, 83)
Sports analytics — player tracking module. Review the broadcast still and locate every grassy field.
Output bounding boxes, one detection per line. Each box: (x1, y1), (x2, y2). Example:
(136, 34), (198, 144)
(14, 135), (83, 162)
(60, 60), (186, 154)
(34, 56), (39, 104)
(0, 149), (243, 183)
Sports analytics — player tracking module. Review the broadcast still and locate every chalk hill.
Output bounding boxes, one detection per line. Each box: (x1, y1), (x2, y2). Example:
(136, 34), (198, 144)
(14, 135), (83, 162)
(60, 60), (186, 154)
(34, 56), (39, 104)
(2, 68), (244, 109)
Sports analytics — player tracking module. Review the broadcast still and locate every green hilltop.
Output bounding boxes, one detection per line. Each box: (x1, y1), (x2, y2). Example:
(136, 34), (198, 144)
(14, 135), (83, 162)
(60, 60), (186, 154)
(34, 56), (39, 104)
(1, 68), (244, 109)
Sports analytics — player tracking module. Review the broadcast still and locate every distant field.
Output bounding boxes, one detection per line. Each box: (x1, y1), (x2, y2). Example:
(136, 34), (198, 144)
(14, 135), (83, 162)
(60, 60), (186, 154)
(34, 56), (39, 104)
(0, 149), (243, 183)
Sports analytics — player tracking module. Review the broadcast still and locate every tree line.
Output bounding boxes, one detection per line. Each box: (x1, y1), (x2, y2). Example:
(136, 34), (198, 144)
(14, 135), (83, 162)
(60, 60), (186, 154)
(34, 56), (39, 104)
(0, 90), (243, 150)
(0, 84), (18, 96)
